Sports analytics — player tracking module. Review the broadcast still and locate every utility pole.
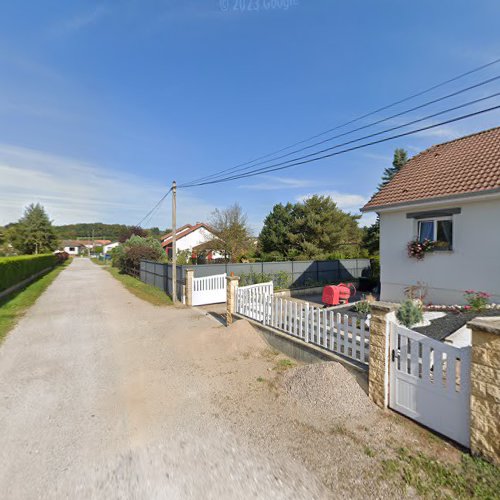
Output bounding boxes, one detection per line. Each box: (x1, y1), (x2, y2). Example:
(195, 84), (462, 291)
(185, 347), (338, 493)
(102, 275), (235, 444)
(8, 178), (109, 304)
(171, 180), (177, 303)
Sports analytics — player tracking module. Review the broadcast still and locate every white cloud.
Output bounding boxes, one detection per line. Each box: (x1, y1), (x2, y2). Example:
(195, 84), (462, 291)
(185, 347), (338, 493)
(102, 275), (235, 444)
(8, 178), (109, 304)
(0, 144), (214, 227)
(297, 191), (368, 212)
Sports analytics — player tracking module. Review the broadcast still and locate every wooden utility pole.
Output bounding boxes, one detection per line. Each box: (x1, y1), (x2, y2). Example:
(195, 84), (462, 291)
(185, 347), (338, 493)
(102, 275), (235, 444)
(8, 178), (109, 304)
(171, 180), (177, 303)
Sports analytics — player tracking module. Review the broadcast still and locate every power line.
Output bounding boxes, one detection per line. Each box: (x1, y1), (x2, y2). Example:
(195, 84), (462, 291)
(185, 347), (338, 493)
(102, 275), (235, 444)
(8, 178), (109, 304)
(135, 188), (172, 227)
(181, 92), (500, 187)
(180, 77), (500, 188)
(179, 57), (500, 188)
(182, 104), (500, 187)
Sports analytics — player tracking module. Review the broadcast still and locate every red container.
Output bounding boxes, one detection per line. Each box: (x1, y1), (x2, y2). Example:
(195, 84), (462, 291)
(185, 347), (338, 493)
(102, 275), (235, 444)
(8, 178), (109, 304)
(322, 283), (355, 306)
(337, 283), (352, 302)
(322, 285), (340, 306)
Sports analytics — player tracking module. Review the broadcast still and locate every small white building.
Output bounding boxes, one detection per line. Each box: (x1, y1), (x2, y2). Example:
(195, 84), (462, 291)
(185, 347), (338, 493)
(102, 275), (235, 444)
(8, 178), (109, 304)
(61, 241), (86, 256)
(103, 242), (120, 254)
(362, 127), (500, 306)
(161, 223), (224, 260)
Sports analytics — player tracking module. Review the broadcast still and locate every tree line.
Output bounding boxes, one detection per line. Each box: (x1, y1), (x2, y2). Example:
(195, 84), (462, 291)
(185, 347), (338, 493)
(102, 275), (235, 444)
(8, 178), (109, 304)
(1, 148), (407, 261)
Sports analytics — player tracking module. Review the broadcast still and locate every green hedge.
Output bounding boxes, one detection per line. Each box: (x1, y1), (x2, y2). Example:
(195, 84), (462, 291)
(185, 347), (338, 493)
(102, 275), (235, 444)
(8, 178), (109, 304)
(0, 254), (58, 292)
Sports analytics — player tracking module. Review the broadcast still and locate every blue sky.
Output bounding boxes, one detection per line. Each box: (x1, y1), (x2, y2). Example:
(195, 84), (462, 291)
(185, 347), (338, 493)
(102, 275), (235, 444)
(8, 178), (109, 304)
(1, 0), (499, 232)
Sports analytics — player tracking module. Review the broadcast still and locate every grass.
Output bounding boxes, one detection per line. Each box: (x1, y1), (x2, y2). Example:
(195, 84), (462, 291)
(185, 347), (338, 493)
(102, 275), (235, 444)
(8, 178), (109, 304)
(273, 358), (295, 372)
(0, 262), (69, 343)
(382, 447), (500, 499)
(97, 263), (173, 307)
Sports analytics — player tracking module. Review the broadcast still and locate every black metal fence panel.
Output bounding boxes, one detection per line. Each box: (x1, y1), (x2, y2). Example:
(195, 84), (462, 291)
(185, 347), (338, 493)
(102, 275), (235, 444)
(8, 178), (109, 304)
(139, 259), (371, 296)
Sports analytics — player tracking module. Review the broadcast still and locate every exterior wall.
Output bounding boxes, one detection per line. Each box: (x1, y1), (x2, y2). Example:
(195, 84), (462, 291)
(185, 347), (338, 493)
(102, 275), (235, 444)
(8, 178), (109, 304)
(64, 246), (80, 256)
(103, 242), (120, 253)
(169, 228), (224, 259)
(379, 197), (500, 305)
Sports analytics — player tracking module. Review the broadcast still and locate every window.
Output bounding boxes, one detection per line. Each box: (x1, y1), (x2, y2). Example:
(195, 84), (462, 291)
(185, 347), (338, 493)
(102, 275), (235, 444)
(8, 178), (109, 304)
(417, 217), (453, 250)
(69, 247), (75, 252)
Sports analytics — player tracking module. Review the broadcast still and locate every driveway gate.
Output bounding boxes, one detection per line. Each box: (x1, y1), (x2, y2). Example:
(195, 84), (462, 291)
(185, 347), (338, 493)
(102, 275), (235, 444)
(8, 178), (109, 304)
(192, 273), (227, 306)
(389, 322), (471, 447)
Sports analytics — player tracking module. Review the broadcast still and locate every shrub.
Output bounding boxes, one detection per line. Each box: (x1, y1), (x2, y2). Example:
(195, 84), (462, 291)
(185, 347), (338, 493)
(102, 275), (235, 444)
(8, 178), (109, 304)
(113, 236), (164, 274)
(464, 290), (491, 312)
(396, 299), (424, 328)
(119, 245), (161, 273)
(0, 254), (58, 292)
(354, 300), (371, 316)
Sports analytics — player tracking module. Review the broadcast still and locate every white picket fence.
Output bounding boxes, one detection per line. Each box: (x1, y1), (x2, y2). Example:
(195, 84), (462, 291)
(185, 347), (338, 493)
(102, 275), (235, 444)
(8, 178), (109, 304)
(235, 283), (369, 365)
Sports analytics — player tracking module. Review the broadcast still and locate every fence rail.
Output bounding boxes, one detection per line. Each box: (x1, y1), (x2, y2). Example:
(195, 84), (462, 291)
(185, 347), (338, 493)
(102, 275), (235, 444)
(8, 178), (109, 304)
(235, 283), (369, 366)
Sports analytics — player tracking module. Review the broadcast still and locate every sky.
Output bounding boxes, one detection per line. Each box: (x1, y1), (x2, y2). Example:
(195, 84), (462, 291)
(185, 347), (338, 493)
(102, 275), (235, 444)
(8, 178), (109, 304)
(0, 0), (499, 233)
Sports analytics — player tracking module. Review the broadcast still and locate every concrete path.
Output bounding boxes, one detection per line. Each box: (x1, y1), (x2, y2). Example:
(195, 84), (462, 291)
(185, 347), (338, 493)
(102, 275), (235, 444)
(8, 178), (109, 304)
(0, 259), (328, 499)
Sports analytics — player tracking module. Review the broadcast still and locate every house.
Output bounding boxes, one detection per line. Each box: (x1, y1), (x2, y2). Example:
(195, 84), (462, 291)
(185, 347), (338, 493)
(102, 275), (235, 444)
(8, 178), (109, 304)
(61, 239), (113, 256)
(160, 223), (224, 259)
(361, 127), (500, 305)
(103, 241), (120, 254)
(61, 240), (87, 256)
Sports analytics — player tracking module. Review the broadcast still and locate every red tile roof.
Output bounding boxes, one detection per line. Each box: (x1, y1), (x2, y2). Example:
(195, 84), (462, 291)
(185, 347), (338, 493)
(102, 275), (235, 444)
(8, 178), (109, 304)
(362, 126), (500, 211)
(161, 224), (192, 241)
(161, 223), (215, 248)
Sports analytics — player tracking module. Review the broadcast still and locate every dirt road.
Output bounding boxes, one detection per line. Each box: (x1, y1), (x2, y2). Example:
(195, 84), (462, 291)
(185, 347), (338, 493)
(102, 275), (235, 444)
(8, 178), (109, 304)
(0, 259), (458, 499)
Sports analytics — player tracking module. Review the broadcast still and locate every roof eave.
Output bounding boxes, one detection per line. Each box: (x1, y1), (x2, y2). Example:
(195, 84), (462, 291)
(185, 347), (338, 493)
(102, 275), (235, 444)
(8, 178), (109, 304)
(361, 187), (500, 213)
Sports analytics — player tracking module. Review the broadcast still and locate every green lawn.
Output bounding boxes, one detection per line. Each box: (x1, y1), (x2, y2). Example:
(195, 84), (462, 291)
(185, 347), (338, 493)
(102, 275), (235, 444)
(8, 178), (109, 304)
(0, 262), (69, 343)
(94, 261), (173, 306)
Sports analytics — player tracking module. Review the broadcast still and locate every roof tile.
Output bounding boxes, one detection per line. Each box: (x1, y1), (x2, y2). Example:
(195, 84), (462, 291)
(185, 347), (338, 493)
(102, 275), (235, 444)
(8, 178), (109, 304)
(362, 126), (500, 211)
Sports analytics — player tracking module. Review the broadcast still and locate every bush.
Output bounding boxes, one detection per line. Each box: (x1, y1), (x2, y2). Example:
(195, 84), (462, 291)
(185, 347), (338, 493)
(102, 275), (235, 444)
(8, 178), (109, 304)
(0, 254), (58, 292)
(354, 300), (371, 316)
(396, 300), (424, 328)
(113, 236), (164, 274)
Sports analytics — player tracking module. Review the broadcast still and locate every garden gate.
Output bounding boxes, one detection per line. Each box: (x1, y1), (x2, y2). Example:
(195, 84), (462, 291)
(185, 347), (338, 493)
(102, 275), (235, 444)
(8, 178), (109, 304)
(389, 322), (471, 447)
(192, 273), (227, 306)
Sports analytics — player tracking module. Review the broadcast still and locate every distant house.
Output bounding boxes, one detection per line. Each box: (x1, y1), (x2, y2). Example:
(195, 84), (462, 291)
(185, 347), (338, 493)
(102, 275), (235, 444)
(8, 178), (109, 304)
(103, 241), (120, 254)
(61, 240), (87, 256)
(361, 127), (500, 305)
(161, 223), (224, 260)
(61, 239), (113, 256)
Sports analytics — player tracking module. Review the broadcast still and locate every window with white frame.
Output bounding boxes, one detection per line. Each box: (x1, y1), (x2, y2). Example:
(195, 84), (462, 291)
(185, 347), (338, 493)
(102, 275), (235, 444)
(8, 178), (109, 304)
(417, 217), (453, 250)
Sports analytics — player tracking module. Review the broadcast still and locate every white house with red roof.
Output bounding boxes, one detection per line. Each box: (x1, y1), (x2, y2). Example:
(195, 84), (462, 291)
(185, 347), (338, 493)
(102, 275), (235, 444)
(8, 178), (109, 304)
(362, 127), (500, 305)
(160, 223), (224, 260)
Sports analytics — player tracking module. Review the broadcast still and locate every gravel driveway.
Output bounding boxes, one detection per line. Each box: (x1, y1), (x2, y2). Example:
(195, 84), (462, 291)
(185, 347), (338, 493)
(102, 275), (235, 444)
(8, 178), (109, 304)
(0, 259), (459, 499)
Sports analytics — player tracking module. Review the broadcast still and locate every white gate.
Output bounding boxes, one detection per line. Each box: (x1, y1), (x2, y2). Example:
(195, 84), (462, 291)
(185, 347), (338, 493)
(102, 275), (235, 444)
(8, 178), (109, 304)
(389, 322), (471, 447)
(192, 273), (227, 306)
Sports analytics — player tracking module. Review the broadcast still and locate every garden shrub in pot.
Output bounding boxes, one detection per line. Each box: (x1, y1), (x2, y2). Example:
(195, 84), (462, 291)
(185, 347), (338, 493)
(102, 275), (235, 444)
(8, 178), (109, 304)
(396, 299), (424, 328)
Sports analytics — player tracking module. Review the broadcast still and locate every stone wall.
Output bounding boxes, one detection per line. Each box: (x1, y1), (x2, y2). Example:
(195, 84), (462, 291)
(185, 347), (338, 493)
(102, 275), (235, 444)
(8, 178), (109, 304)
(468, 318), (500, 465)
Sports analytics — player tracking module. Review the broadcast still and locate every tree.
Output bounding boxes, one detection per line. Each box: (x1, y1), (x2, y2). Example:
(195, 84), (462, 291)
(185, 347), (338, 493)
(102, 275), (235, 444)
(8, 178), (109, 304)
(378, 148), (408, 190)
(118, 226), (147, 243)
(208, 204), (253, 263)
(288, 195), (362, 259)
(362, 221), (380, 256)
(9, 203), (58, 254)
(364, 149), (409, 256)
(258, 195), (363, 260)
(259, 203), (295, 259)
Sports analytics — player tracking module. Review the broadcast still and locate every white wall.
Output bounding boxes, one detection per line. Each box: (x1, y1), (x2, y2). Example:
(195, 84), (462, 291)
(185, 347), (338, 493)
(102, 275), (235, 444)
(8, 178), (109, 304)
(380, 197), (500, 305)
(103, 242), (120, 253)
(64, 246), (80, 255)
